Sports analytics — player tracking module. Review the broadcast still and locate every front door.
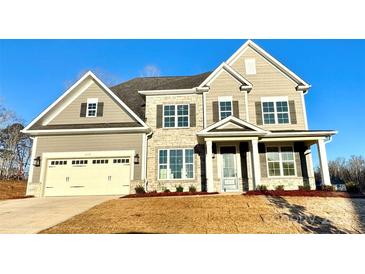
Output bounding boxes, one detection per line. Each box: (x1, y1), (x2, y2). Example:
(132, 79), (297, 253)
(221, 146), (238, 192)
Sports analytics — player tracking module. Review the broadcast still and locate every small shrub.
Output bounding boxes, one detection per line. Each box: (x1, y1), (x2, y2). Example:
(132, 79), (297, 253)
(256, 185), (267, 192)
(298, 185), (311, 191)
(189, 185), (197, 192)
(164, 188), (171, 193)
(346, 182), (360, 193)
(135, 185), (146, 194)
(148, 190), (157, 194)
(321, 185), (335, 192)
(275, 185), (284, 191)
(175, 185), (184, 192)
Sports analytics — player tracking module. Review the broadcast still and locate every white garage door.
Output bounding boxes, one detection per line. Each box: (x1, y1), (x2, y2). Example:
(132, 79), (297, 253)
(44, 157), (131, 196)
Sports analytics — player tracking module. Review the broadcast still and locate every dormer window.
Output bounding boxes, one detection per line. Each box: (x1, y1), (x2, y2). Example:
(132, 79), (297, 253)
(261, 97), (290, 125)
(86, 98), (98, 117)
(245, 58), (256, 75)
(218, 96), (232, 120)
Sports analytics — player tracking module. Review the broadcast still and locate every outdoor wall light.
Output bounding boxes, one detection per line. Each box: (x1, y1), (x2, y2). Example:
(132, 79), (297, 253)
(33, 156), (41, 167)
(134, 154), (140, 164)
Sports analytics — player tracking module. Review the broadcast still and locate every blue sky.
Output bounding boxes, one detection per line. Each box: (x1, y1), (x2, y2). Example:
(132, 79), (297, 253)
(0, 39), (364, 166)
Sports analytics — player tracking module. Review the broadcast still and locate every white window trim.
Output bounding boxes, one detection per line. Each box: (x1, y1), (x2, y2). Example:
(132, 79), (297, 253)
(162, 104), (190, 128)
(261, 96), (291, 125)
(265, 145), (297, 178)
(157, 148), (195, 181)
(245, 58), (256, 75)
(218, 96), (233, 121)
(86, 98), (98, 118)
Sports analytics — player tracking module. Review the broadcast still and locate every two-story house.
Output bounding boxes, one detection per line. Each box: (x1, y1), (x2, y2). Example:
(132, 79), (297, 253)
(23, 40), (336, 197)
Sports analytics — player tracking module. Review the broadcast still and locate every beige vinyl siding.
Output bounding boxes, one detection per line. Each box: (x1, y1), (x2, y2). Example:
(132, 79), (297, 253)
(230, 47), (306, 130)
(49, 82), (135, 125)
(205, 70), (247, 126)
(31, 133), (143, 184)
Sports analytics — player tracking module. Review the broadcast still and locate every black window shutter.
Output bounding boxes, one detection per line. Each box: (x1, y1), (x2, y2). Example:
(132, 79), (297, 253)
(156, 105), (163, 128)
(80, 103), (87, 117)
(255, 102), (263, 125)
(189, 104), (196, 127)
(232, 101), (239, 118)
(212, 101), (219, 122)
(289, 100), (297, 124)
(97, 102), (104, 117)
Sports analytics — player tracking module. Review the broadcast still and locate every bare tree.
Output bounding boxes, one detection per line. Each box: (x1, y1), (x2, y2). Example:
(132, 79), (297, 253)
(0, 123), (32, 180)
(324, 155), (365, 190)
(0, 103), (17, 128)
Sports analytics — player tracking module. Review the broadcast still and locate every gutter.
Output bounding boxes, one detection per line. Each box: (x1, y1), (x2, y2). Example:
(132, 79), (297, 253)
(21, 127), (151, 136)
(138, 87), (209, 96)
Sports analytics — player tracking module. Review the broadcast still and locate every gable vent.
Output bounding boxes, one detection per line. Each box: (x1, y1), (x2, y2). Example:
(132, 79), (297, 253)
(245, 58), (256, 75)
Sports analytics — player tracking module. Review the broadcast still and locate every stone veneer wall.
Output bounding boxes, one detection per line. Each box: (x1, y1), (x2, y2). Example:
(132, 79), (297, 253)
(145, 94), (205, 192)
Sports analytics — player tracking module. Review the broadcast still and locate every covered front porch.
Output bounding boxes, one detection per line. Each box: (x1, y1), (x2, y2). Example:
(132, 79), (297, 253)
(197, 117), (337, 193)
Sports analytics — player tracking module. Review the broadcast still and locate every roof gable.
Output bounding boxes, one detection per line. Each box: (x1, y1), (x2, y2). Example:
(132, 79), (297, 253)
(199, 63), (252, 91)
(197, 116), (269, 136)
(23, 71), (149, 132)
(226, 40), (310, 91)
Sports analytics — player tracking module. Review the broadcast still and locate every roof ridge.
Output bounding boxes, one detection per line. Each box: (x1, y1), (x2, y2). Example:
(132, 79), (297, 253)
(109, 71), (212, 88)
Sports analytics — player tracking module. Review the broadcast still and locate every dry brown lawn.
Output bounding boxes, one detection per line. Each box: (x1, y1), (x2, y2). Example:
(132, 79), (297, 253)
(41, 194), (365, 234)
(0, 180), (28, 200)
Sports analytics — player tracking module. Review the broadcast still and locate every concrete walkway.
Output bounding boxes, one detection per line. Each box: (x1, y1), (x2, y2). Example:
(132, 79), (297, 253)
(0, 196), (116, 233)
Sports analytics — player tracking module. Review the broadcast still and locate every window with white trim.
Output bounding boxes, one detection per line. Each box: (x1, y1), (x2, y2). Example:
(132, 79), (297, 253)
(163, 104), (189, 128)
(266, 146), (296, 177)
(218, 97), (232, 120)
(86, 98), (98, 117)
(245, 58), (256, 75)
(262, 98), (290, 124)
(158, 149), (194, 180)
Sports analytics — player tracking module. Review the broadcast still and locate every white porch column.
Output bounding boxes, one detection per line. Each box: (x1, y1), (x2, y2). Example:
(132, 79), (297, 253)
(250, 139), (261, 189)
(205, 140), (214, 192)
(317, 138), (331, 185)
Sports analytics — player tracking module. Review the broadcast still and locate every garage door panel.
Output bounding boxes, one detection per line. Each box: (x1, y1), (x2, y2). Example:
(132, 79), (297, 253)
(44, 156), (131, 196)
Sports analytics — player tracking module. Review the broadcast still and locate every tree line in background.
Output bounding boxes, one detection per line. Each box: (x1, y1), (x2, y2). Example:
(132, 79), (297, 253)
(315, 155), (365, 191)
(0, 103), (32, 180)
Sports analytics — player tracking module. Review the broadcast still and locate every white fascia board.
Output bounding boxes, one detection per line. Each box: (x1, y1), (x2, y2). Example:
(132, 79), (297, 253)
(87, 71), (149, 128)
(266, 131), (338, 138)
(24, 71), (150, 131)
(197, 131), (267, 137)
(223, 63), (253, 89)
(138, 88), (204, 96)
(44, 80), (95, 125)
(21, 127), (150, 136)
(226, 40), (311, 90)
(198, 62), (252, 90)
(198, 116), (269, 134)
(23, 71), (94, 131)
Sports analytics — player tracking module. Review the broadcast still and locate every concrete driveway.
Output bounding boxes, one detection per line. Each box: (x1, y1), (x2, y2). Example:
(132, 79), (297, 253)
(0, 196), (116, 233)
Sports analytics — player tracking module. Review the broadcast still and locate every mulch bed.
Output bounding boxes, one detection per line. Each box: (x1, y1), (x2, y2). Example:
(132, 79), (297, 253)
(245, 190), (365, 198)
(122, 191), (219, 199)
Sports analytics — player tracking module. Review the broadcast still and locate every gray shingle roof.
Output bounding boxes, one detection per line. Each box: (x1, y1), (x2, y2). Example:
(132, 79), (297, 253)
(109, 72), (211, 120)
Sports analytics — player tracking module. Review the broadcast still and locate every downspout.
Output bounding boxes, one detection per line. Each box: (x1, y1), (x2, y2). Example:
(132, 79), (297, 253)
(324, 136), (333, 144)
(143, 131), (153, 191)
